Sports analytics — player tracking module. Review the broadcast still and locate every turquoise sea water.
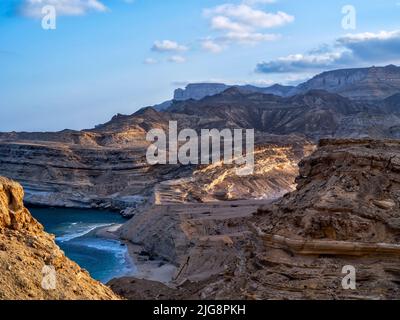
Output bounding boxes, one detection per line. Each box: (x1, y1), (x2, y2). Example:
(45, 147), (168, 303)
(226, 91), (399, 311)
(29, 207), (137, 283)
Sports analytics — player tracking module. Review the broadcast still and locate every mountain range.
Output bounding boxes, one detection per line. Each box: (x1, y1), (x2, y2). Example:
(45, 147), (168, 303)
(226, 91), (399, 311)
(154, 65), (400, 111)
(2, 65), (400, 300)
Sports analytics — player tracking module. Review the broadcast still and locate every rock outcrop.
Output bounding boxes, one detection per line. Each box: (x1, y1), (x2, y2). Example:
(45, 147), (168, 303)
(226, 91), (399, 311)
(294, 65), (400, 101)
(112, 140), (400, 300)
(168, 88), (400, 140)
(173, 83), (295, 102)
(174, 65), (400, 103)
(0, 111), (312, 213)
(2, 83), (400, 213)
(217, 139), (400, 299)
(0, 176), (120, 300)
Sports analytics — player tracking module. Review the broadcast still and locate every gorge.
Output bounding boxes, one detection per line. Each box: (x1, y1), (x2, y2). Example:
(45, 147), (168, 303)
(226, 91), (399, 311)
(2, 65), (400, 299)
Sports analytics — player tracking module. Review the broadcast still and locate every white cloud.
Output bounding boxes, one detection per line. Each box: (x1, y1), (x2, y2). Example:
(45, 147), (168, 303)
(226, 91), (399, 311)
(152, 40), (188, 53)
(172, 78), (275, 87)
(256, 50), (351, 73)
(338, 30), (400, 43)
(144, 58), (158, 65)
(243, 0), (276, 5)
(256, 30), (400, 74)
(337, 30), (400, 62)
(222, 31), (280, 44)
(211, 15), (249, 33)
(168, 55), (187, 63)
(20, 0), (107, 18)
(204, 4), (294, 30)
(201, 39), (224, 53)
(203, 3), (293, 49)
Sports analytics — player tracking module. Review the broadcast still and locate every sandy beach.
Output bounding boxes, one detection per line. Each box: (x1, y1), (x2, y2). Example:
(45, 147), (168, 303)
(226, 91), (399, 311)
(94, 224), (177, 285)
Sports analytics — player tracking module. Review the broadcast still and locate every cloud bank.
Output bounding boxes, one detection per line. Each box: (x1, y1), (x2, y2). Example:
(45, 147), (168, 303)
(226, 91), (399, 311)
(256, 30), (400, 74)
(203, 2), (294, 51)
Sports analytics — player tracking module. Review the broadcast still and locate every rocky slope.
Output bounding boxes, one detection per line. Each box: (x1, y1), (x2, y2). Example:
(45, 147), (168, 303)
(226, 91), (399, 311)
(0, 176), (120, 300)
(173, 83), (295, 103)
(168, 88), (400, 140)
(170, 65), (400, 105)
(294, 65), (400, 101)
(111, 139), (400, 300)
(229, 139), (400, 299)
(2, 84), (400, 212)
(0, 97), (316, 213)
(152, 136), (314, 204)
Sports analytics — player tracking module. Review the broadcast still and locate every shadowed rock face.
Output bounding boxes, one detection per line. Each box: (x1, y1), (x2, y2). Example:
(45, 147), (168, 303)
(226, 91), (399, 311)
(167, 88), (400, 140)
(0, 134), (310, 214)
(173, 66), (400, 103)
(0, 96), (316, 212)
(219, 139), (400, 299)
(1, 86), (400, 212)
(112, 140), (400, 300)
(293, 65), (400, 101)
(258, 139), (400, 243)
(0, 177), (120, 300)
(173, 83), (295, 102)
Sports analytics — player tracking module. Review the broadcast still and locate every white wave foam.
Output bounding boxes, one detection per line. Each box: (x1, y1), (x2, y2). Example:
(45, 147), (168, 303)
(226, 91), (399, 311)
(56, 223), (112, 242)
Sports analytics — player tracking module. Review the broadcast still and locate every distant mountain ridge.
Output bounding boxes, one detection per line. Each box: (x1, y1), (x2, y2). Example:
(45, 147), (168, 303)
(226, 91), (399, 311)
(160, 65), (400, 109)
(173, 83), (295, 102)
(293, 65), (400, 100)
(153, 83), (295, 111)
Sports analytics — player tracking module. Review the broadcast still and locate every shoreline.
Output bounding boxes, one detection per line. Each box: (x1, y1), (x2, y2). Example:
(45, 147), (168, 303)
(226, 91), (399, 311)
(94, 224), (177, 286)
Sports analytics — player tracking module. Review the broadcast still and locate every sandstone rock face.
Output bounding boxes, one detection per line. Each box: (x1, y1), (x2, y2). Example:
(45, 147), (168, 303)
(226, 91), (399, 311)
(113, 140), (400, 300)
(214, 139), (400, 299)
(1, 83), (400, 215)
(2, 85), (400, 214)
(153, 137), (314, 204)
(0, 103), (313, 212)
(0, 177), (120, 300)
(0, 140), (155, 210)
(118, 200), (270, 283)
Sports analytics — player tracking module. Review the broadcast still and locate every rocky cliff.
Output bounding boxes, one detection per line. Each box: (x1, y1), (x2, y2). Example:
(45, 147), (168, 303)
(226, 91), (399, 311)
(2, 84), (400, 213)
(112, 140), (400, 300)
(168, 88), (400, 140)
(0, 177), (120, 300)
(173, 65), (400, 103)
(173, 83), (295, 102)
(233, 139), (400, 299)
(0, 98), (316, 213)
(294, 65), (400, 101)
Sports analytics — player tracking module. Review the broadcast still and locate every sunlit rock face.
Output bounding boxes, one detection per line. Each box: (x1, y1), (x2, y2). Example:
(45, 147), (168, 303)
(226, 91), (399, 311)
(0, 177), (120, 300)
(211, 139), (400, 299)
(112, 140), (400, 300)
(2, 67), (400, 214)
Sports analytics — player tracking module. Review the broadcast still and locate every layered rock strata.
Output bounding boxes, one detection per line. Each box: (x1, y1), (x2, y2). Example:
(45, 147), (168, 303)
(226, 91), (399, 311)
(113, 140), (400, 300)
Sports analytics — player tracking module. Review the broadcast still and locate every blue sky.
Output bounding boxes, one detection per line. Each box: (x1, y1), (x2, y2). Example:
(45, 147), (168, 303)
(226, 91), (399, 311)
(1, 0), (400, 131)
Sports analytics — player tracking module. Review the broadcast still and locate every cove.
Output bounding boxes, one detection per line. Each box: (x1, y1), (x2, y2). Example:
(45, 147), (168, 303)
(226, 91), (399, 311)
(29, 207), (137, 283)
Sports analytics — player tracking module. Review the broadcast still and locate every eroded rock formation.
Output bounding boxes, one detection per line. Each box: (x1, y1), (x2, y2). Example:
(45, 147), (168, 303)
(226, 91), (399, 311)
(0, 176), (120, 300)
(112, 140), (400, 300)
